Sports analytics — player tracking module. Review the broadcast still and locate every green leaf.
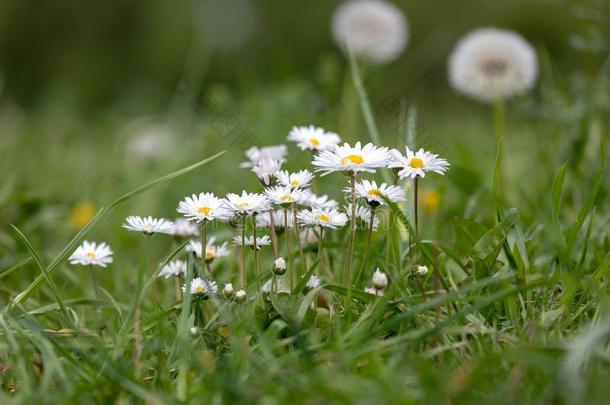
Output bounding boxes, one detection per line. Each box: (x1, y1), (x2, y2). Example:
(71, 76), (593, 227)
(469, 208), (518, 268)
(271, 292), (307, 323)
(551, 163), (567, 225)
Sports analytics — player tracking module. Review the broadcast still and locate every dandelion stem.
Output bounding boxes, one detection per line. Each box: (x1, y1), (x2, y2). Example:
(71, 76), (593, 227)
(356, 206), (375, 286)
(493, 98), (506, 210)
(240, 216), (246, 289)
(293, 203), (306, 276)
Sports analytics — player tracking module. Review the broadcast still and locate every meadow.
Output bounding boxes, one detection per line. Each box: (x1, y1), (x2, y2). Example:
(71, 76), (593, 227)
(1, 1), (610, 403)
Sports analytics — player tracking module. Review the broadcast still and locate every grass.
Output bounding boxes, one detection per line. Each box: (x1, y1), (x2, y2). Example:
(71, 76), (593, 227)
(0, 56), (609, 404)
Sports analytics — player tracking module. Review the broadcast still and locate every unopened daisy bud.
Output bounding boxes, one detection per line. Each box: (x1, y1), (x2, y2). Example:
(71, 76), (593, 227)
(415, 265), (429, 276)
(223, 283), (234, 299)
(304, 275), (321, 293)
(234, 289), (247, 303)
(273, 257), (287, 275)
(372, 268), (388, 290)
(190, 327), (199, 337)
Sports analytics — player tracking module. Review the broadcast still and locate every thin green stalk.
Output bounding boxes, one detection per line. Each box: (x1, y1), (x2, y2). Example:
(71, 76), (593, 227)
(345, 175), (357, 309)
(134, 234), (151, 378)
(90, 265), (100, 299)
(293, 203), (306, 276)
(356, 206), (376, 286)
(317, 226), (324, 276)
(493, 98), (506, 207)
(200, 220), (207, 277)
(269, 210), (279, 258)
(414, 177), (419, 262)
(284, 207), (294, 289)
(252, 214), (260, 289)
(240, 216), (246, 289)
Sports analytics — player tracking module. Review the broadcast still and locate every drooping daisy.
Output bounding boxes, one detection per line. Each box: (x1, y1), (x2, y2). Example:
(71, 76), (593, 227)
(364, 286), (384, 297)
(448, 27), (538, 103)
(388, 147), (450, 179)
(305, 275), (321, 291)
(186, 238), (230, 261)
(287, 125), (341, 152)
(300, 190), (339, 210)
(297, 208), (348, 229)
(69, 241), (114, 267)
(372, 268), (388, 290)
(345, 204), (380, 230)
(239, 145), (288, 168)
(232, 235), (272, 250)
(251, 158), (283, 186)
(122, 216), (174, 235)
(177, 193), (229, 223)
(276, 169), (315, 189)
(332, 0), (409, 64)
(169, 218), (199, 238)
(256, 209), (294, 229)
(312, 142), (390, 176)
(265, 186), (304, 205)
(224, 191), (271, 216)
(184, 277), (218, 296)
(158, 260), (186, 279)
(350, 179), (405, 207)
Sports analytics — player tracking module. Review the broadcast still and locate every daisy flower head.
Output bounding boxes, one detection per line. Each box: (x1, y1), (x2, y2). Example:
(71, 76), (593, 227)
(233, 235), (272, 250)
(388, 147), (450, 179)
(312, 142), (390, 176)
(256, 209), (294, 230)
(350, 179), (405, 207)
(177, 193), (229, 223)
(265, 186), (304, 206)
(300, 190), (339, 210)
(69, 241), (113, 267)
(169, 218), (199, 238)
(186, 238), (230, 262)
(305, 275), (322, 292)
(224, 191), (271, 216)
(345, 204), (380, 230)
(287, 125), (341, 152)
(223, 282), (234, 299)
(122, 216), (174, 235)
(448, 27), (538, 103)
(297, 208), (348, 229)
(158, 260), (186, 279)
(251, 158), (283, 186)
(184, 277), (218, 297)
(240, 145), (288, 168)
(332, 0), (409, 64)
(276, 169), (315, 189)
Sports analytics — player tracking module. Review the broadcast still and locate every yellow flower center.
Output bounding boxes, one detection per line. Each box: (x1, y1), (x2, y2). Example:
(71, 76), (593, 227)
(409, 157), (424, 169)
(280, 195), (293, 202)
(367, 189), (382, 197)
(85, 252), (96, 259)
(195, 285), (204, 294)
(69, 201), (95, 229)
(290, 180), (300, 186)
(340, 154), (364, 165)
(309, 138), (320, 146)
(237, 202), (250, 208)
(317, 214), (330, 223)
(198, 206), (212, 215)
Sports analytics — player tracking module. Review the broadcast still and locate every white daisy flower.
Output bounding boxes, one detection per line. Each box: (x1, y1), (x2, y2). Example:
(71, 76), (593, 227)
(332, 0), (409, 64)
(345, 204), (380, 230)
(287, 125), (341, 152)
(448, 27), (538, 103)
(251, 158), (283, 186)
(415, 265), (429, 276)
(372, 268), (388, 290)
(183, 277), (218, 296)
(388, 147), (450, 179)
(239, 145), (288, 168)
(300, 190), (339, 210)
(349, 179), (405, 206)
(276, 169), (315, 189)
(158, 260), (186, 279)
(177, 193), (229, 223)
(69, 241), (113, 267)
(232, 235), (272, 250)
(312, 141), (390, 176)
(297, 208), (348, 229)
(122, 216), (174, 235)
(224, 191), (271, 216)
(265, 185), (304, 205)
(186, 238), (230, 261)
(256, 209), (294, 229)
(169, 218), (199, 238)
(364, 286), (384, 296)
(305, 275), (321, 290)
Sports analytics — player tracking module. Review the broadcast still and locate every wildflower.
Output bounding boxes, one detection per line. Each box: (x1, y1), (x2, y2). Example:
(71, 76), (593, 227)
(69, 201), (96, 229)
(304, 275), (321, 292)
(448, 27), (538, 103)
(351, 179), (405, 207)
(415, 265), (429, 276)
(184, 277), (218, 296)
(223, 282), (235, 299)
(345, 204), (380, 230)
(158, 260), (186, 279)
(372, 268), (388, 290)
(389, 147), (450, 179)
(232, 235), (272, 250)
(190, 327), (199, 337)
(365, 287), (385, 297)
(251, 158), (283, 186)
(177, 193), (229, 223)
(169, 218), (199, 238)
(273, 257), (287, 275)
(187, 238), (230, 262)
(276, 169), (315, 189)
(300, 190), (339, 210)
(240, 145), (288, 168)
(224, 191), (271, 216)
(256, 209), (294, 229)
(312, 142), (390, 176)
(297, 208), (348, 229)
(332, 0), (409, 64)
(265, 185), (304, 205)
(287, 125), (340, 151)
(234, 289), (247, 303)
(122, 216), (174, 235)
(69, 241), (113, 267)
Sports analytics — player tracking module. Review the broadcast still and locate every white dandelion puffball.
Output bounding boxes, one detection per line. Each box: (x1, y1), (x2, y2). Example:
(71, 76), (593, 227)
(448, 27), (538, 103)
(332, 0), (409, 64)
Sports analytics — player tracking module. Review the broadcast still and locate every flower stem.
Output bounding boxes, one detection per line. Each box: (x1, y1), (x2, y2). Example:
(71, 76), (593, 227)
(284, 208), (293, 290)
(355, 206), (375, 286)
(240, 216), (246, 289)
(252, 213), (260, 289)
(293, 203), (306, 276)
(90, 265), (100, 299)
(200, 220), (207, 277)
(135, 234), (150, 378)
(269, 210), (279, 258)
(345, 175), (357, 309)
(414, 177), (419, 262)
(317, 226), (324, 276)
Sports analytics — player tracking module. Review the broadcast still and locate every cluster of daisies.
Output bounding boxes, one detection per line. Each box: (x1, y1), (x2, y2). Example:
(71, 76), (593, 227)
(69, 124), (449, 303)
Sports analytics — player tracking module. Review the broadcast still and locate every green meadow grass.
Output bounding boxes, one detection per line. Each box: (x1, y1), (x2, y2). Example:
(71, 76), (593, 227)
(0, 56), (609, 404)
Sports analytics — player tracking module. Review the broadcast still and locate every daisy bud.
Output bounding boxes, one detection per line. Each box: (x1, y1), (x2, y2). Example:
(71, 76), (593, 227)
(234, 289), (247, 303)
(190, 327), (199, 337)
(223, 283), (234, 300)
(372, 268), (388, 290)
(273, 257), (287, 275)
(303, 275), (321, 294)
(415, 265), (429, 276)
